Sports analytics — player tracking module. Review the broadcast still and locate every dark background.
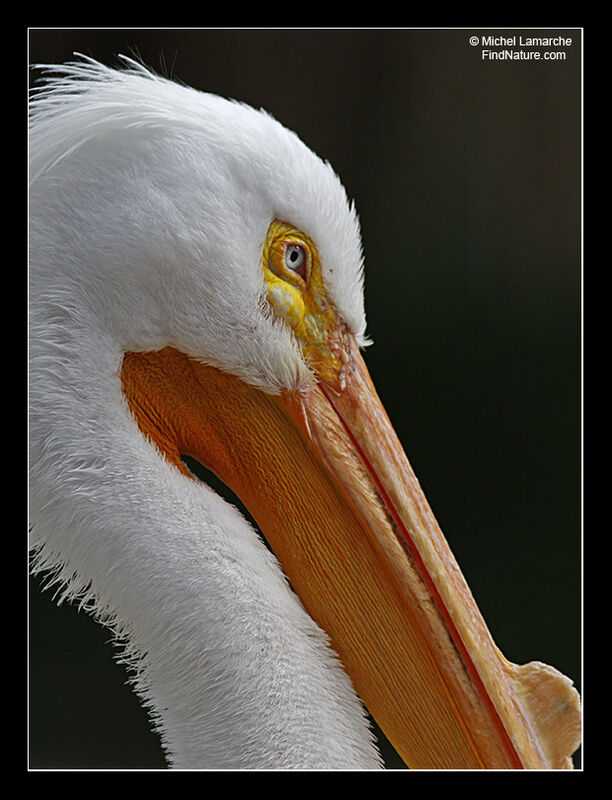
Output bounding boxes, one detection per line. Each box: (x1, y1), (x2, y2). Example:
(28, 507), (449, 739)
(28, 28), (582, 770)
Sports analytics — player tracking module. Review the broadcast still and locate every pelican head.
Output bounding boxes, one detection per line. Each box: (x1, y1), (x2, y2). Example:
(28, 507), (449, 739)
(29, 57), (581, 769)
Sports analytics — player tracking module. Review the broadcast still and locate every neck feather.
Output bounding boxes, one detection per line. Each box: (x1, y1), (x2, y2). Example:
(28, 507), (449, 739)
(29, 307), (381, 768)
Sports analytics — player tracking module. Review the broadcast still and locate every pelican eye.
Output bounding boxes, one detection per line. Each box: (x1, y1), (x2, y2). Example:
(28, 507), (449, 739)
(267, 233), (311, 288)
(284, 244), (307, 277)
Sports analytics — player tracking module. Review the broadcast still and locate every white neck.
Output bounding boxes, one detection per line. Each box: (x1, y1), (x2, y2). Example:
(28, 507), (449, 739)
(29, 296), (381, 769)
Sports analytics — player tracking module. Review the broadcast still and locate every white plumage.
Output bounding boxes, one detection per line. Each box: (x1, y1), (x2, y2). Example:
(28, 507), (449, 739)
(29, 58), (381, 769)
(29, 57), (582, 772)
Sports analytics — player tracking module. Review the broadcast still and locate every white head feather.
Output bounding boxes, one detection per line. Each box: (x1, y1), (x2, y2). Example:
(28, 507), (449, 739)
(30, 56), (368, 393)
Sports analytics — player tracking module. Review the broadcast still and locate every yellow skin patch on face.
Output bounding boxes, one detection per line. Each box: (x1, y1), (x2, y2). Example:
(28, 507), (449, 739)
(262, 220), (350, 391)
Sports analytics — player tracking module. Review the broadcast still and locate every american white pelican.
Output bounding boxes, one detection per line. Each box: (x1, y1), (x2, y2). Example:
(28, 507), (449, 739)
(29, 56), (581, 770)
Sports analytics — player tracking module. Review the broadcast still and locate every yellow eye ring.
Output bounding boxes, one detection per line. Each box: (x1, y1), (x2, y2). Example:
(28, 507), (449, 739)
(262, 219), (346, 388)
(267, 233), (312, 289)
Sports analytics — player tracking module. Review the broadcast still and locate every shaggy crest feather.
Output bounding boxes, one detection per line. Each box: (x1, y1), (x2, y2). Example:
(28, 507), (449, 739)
(29, 57), (381, 768)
